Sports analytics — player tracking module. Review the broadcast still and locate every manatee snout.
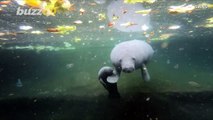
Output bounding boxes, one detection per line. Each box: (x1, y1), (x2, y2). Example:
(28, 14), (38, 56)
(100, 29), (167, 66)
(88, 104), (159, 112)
(121, 60), (135, 73)
(122, 66), (135, 73)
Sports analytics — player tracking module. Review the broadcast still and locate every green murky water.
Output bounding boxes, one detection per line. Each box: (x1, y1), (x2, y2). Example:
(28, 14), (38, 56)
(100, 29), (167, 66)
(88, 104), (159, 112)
(0, 0), (213, 119)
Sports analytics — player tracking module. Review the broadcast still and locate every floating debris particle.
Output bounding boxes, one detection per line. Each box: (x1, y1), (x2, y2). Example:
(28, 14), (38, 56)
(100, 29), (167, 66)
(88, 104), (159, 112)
(98, 13), (106, 21)
(135, 9), (152, 16)
(57, 25), (76, 34)
(122, 9), (128, 14)
(110, 37), (114, 41)
(8, 93), (14, 96)
(108, 22), (115, 27)
(64, 42), (72, 47)
(168, 4), (195, 14)
(178, 48), (184, 51)
(168, 25), (181, 30)
(158, 33), (174, 40)
(161, 42), (169, 48)
(174, 64), (179, 69)
(141, 24), (149, 31)
(204, 24), (213, 28)
(31, 30), (44, 34)
(73, 20), (83, 25)
(0, 38), (9, 41)
(99, 25), (105, 29)
(197, 3), (213, 9)
(188, 81), (201, 87)
(112, 14), (119, 21)
(195, 24), (213, 28)
(79, 8), (86, 15)
(206, 17), (213, 23)
(47, 25), (76, 34)
(33, 99), (37, 103)
(120, 22), (137, 27)
(74, 37), (81, 43)
(166, 59), (170, 64)
(19, 25), (33, 30)
(66, 63), (74, 69)
(94, 0), (106, 4)
(88, 20), (93, 23)
(124, 0), (156, 4)
(89, 2), (97, 6)
(0, 0), (11, 5)
(146, 97), (150, 101)
(0, 32), (16, 36)
(47, 27), (59, 33)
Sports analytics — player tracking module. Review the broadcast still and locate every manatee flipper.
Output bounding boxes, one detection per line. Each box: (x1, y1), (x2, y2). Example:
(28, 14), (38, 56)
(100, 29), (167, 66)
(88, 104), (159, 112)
(106, 74), (119, 83)
(106, 66), (121, 83)
(141, 64), (151, 81)
(98, 66), (120, 98)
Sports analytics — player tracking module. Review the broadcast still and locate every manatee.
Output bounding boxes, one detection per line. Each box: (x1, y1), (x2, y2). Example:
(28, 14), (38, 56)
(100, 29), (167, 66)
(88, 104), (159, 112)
(98, 40), (154, 98)
(109, 40), (154, 82)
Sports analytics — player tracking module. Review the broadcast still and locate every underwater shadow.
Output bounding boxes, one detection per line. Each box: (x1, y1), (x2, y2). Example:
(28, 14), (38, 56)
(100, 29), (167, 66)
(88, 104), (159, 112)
(0, 92), (212, 120)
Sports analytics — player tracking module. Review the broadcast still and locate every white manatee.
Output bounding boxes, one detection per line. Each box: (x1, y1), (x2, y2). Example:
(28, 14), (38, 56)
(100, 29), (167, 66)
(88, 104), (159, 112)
(107, 40), (154, 83)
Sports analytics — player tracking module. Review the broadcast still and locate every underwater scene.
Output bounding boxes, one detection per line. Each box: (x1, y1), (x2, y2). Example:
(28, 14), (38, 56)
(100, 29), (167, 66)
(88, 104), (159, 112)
(0, 0), (213, 119)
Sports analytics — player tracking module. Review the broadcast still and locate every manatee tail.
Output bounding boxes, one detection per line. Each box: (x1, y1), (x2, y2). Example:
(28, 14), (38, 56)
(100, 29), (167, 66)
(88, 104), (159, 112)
(98, 66), (120, 98)
(141, 64), (151, 81)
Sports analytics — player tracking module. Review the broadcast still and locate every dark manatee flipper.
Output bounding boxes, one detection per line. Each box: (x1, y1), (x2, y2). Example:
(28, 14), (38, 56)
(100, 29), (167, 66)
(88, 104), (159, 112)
(141, 64), (151, 81)
(98, 66), (120, 98)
